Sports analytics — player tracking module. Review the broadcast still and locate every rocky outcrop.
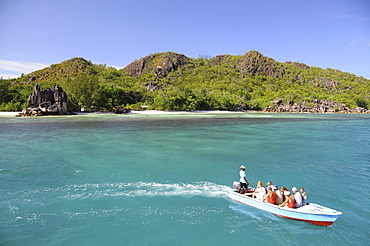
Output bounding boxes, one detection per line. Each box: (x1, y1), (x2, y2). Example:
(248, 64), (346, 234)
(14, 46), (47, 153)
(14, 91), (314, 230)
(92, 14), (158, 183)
(210, 55), (233, 66)
(144, 82), (163, 91)
(285, 61), (311, 70)
(262, 98), (369, 113)
(315, 77), (340, 90)
(125, 54), (155, 77)
(125, 52), (189, 78)
(19, 84), (70, 116)
(234, 51), (284, 78)
(114, 107), (131, 114)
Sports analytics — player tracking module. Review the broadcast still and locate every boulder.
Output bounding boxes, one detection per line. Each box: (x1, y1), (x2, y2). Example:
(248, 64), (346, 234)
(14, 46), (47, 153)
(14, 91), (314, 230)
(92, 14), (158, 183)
(114, 107), (131, 114)
(262, 98), (369, 114)
(19, 84), (70, 116)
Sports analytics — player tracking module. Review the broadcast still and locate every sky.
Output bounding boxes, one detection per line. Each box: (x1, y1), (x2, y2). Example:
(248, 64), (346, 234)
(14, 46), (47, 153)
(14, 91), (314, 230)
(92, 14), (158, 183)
(1, 0), (369, 79)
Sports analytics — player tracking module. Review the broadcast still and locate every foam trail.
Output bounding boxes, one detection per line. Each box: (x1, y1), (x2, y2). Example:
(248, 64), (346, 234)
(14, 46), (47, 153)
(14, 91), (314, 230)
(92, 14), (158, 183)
(48, 181), (234, 200)
(127, 181), (233, 198)
(6, 182), (233, 201)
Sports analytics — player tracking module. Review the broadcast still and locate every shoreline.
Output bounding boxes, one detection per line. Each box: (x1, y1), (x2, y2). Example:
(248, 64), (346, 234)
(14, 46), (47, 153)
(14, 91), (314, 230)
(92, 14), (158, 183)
(0, 110), (240, 116)
(0, 112), (22, 116)
(1, 109), (369, 117)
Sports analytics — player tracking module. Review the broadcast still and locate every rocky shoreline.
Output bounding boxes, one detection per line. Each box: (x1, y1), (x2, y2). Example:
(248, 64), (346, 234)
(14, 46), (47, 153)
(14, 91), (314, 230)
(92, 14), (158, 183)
(19, 84), (71, 116)
(1, 108), (369, 117)
(262, 98), (369, 114)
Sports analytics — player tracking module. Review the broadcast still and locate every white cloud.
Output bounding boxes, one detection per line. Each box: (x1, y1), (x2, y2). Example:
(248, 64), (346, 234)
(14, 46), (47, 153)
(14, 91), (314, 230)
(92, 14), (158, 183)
(349, 39), (357, 47)
(0, 60), (49, 78)
(108, 64), (124, 70)
(0, 73), (21, 79)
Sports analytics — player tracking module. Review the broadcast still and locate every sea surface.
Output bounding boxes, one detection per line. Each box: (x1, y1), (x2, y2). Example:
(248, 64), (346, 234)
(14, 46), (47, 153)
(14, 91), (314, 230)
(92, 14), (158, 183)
(1, 112), (369, 246)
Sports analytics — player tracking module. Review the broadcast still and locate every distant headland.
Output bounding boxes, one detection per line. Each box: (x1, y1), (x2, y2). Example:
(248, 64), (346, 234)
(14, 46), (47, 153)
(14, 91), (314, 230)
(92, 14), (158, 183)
(1, 51), (369, 114)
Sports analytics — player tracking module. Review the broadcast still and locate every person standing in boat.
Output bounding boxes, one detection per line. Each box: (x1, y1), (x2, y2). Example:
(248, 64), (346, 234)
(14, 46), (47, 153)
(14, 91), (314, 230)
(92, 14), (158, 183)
(238, 165), (249, 193)
(292, 187), (303, 208)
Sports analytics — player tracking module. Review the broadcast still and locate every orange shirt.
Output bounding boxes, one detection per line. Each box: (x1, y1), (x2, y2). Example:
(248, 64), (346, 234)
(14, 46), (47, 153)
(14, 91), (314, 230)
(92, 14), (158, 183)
(288, 196), (295, 208)
(268, 191), (277, 204)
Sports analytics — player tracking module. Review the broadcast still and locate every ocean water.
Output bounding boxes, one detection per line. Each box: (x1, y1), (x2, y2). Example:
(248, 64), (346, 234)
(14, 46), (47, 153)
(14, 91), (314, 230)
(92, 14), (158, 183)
(0, 112), (369, 246)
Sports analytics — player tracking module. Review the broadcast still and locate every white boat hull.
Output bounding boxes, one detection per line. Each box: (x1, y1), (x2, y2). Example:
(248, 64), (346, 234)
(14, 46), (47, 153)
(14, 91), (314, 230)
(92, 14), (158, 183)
(229, 191), (342, 226)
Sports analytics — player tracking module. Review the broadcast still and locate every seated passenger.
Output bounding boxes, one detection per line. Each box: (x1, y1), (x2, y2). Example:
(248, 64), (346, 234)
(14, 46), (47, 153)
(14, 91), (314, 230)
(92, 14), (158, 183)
(253, 181), (266, 200)
(278, 194), (295, 208)
(274, 185), (283, 205)
(292, 187), (303, 208)
(300, 187), (307, 205)
(281, 187), (289, 202)
(266, 181), (273, 189)
(263, 186), (277, 204)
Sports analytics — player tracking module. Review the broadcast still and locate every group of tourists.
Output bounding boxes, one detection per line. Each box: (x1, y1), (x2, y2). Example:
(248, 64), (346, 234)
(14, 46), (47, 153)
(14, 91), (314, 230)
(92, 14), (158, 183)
(238, 165), (307, 208)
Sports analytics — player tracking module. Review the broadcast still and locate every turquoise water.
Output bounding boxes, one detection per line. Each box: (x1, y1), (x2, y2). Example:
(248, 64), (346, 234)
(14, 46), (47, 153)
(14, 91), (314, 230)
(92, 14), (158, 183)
(1, 112), (369, 246)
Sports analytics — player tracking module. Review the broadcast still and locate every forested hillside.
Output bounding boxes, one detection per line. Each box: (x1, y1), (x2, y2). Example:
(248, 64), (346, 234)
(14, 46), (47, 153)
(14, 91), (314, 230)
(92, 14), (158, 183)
(1, 51), (369, 112)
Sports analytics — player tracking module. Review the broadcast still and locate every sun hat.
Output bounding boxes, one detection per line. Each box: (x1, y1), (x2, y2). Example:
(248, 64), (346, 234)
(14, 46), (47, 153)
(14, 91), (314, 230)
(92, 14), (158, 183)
(292, 187), (297, 192)
(272, 185), (278, 190)
(240, 165), (246, 169)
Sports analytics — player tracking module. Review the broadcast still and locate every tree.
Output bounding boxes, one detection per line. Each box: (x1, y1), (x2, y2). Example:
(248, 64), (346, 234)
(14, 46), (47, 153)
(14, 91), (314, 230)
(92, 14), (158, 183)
(61, 75), (100, 111)
(0, 80), (11, 103)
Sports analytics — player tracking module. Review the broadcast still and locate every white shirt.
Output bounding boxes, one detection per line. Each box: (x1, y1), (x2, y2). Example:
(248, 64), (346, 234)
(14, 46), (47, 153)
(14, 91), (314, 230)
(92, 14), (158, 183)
(294, 191), (303, 208)
(239, 170), (247, 183)
(255, 187), (266, 200)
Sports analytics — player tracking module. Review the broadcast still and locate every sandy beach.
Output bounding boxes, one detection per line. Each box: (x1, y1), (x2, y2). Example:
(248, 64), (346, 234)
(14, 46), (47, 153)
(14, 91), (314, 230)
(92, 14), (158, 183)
(75, 110), (242, 115)
(0, 110), (241, 117)
(0, 112), (21, 116)
(127, 110), (240, 115)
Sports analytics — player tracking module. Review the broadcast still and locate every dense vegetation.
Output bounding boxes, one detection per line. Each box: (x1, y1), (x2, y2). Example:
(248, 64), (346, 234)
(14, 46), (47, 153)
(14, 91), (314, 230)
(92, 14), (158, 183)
(1, 51), (369, 111)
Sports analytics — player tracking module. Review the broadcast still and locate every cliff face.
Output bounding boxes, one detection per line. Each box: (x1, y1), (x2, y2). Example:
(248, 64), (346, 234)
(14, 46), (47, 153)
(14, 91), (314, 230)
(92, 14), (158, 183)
(20, 84), (69, 116)
(125, 52), (189, 78)
(234, 51), (284, 78)
(125, 51), (285, 79)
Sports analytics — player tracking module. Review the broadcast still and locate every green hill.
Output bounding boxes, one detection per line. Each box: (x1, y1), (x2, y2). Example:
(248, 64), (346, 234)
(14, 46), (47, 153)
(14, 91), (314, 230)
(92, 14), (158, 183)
(1, 51), (369, 112)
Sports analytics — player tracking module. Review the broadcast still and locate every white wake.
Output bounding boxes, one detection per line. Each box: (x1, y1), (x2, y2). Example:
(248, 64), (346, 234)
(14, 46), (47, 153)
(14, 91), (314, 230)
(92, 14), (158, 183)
(53, 181), (233, 200)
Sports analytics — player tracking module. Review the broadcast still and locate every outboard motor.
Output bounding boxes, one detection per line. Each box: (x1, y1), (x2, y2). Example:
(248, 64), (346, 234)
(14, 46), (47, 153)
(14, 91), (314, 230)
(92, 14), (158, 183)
(233, 181), (240, 189)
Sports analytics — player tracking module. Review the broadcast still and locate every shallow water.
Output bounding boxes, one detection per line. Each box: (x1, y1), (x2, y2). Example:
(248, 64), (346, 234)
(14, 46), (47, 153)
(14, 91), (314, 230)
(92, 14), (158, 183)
(1, 112), (369, 245)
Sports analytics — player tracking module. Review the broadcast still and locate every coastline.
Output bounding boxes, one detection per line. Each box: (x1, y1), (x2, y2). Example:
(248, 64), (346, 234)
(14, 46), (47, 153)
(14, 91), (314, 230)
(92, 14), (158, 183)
(1, 109), (369, 117)
(0, 110), (238, 117)
(0, 112), (21, 116)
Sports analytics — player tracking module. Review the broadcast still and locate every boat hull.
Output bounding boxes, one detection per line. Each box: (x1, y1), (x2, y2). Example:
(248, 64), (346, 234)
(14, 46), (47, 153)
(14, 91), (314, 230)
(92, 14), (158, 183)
(229, 191), (342, 226)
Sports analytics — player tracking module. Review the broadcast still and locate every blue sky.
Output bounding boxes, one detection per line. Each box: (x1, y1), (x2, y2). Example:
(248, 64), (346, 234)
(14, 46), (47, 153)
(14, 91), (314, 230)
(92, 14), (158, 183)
(1, 0), (369, 79)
